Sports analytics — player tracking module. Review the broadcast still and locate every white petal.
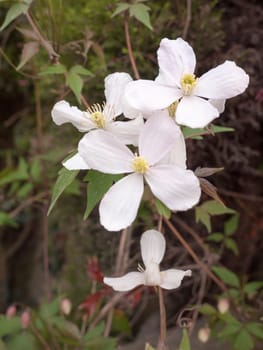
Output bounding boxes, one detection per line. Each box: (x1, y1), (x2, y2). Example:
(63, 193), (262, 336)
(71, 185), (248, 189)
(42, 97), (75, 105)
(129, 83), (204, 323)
(140, 230), (166, 266)
(145, 165), (201, 211)
(194, 61), (249, 99)
(121, 91), (143, 120)
(106, 116), (144, 146)
(158, 130), (187, 169)
(124, 80), (182, 113)
(51, 100), (94, 132)
(78, 130), (134, 174)
(139, 114), (181, 165)
(99, 173), (144, 231)
(176, 96), (219, 128)
(104, 72), (133, 117)
(160, 269), (192, 290)
(63, 153), (89, 170)
(156, 37), (196, 87)
(209, 98), (226, 114)
(104, 272), (145, 292)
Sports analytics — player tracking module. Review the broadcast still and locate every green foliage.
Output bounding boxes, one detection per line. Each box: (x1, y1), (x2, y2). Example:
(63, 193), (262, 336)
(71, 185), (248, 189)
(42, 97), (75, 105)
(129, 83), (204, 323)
(0, 212), (18, 228)
(154, 198), (171, 219)
(182, 124), (234, 139)
(212, 266), (240, 288)
(0, 1), (32, 31)
(179, 328), (191, 350)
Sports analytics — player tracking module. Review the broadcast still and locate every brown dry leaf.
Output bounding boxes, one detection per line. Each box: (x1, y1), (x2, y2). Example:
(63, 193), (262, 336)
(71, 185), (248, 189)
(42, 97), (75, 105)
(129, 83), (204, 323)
(199, 178), (225, 206)
(17, 41), (39, 70)
(16, 27), (39, 41)
(195, 166), (224, 177)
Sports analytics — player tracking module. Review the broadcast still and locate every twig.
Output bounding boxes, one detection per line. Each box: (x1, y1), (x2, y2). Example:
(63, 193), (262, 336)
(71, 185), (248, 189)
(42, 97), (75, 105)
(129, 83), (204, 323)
(124, 14), (140, 80)
(9, 191), (47, 218)
(182, 0), (192, 39)
(218, 188), (263, 202)
(157, 287), (169, 350)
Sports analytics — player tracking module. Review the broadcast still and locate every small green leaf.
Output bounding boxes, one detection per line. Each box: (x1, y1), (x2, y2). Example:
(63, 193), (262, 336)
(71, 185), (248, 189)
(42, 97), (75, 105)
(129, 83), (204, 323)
(199, 303), (217, 315)
(243, 281), (263, 294)
(7, 332), (36, 350)
(217, 324), (241, 339)
(48, 168), (79, 215)
(224, 214), (239, 236)
(66, 69), (83, 103)
(154, 198), (171, 219)
(182, 124), (234, 139)
(39, 297), (60, 318)
(0, 158), (29, 187)
(204, 200), (235, 216)
(83, 322), (104, 341)
(39, 64), (67, 76)
(17, 182), (33, 199)
(211, 125), (234, 133)
(111, 2), (130, 17)
(195, 206), (211, 232)
(234, 329), (254, 350)
(84, 171), (122, 220)
(225, 238), (239, 255)
(0, 212), (18, 228)
(112, 310), (131, 336)
(0, 316), (21, 337)
(30, 158), (41, 182)
(206, 232), (224, 242)
(129, 3), (153, 30)
(0, 3), (30, 31)
(179, 328), (191, 350)
(212, 266), (240, 288)
(70, 65), (93, 76)
(246, 322), (263, 340)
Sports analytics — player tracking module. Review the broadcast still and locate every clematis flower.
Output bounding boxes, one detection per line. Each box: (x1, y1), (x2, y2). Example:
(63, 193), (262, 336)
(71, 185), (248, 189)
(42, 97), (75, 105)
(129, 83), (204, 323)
(78, 113), (201, 231)
(125, 37), (249, 128)
(51, 72), (144, 170)
(104, 229), (192, 291)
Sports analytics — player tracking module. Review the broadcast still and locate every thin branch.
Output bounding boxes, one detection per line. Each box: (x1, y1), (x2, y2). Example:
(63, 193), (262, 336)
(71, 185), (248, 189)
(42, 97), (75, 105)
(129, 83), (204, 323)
(9, 191), (47, 218)
(182, 0), (192, 39)
(218, 188), (263, 202)
(157, 287), (168, 350)
(124, 14), (140, 80)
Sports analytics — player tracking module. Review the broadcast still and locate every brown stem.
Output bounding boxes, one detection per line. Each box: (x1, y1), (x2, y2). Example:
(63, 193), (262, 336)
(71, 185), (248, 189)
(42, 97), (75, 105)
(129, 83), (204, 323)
(157, 287), (168, 350)
(9, 191), (47, 218)
(182, 0), (192, 39)
(124, 15), (140, 79)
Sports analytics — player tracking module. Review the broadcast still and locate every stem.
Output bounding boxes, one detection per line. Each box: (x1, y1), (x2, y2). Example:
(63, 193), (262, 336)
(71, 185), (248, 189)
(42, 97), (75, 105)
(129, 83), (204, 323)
(157, 287), (168, 350)
(182, 0), (192, 39)
(124, 14), (140, 79)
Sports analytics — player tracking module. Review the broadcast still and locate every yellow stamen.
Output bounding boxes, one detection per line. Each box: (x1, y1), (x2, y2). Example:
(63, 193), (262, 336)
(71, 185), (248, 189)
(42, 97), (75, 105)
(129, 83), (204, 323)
(132, 156), (149, 174)
(167, 101), (179, 117)
(180, 73), (198, 95)
(87, 103), (106, 128)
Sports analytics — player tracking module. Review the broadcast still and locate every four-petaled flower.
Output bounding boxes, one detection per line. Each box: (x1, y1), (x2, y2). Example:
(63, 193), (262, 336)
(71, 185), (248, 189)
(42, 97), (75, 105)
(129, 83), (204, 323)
(124, 37), (249, 128)
(104, 229), (192, 291)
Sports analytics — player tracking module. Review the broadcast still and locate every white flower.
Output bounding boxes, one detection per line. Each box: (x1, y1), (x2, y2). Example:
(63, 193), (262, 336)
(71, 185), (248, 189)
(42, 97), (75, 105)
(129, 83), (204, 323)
(51, 72), (144, 170)
(78, 113), (201, 231)
(125, 37), (249, 128)
(104, 229), (192, 291)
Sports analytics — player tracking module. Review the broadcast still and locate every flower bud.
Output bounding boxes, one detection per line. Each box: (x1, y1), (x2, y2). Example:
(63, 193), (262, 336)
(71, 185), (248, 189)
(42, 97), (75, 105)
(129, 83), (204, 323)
(6, 305), (16, 319)
(198, 327), (210, 343)
(60, 298), (72, 315)
(217, 298), (229, 314)
(20, 310), (30, 329)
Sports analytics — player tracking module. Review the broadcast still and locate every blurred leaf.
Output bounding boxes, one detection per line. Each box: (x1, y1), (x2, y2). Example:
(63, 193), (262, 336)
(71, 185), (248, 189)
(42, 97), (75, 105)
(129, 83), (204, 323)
(145, 344), (156, 350)
(66, 69), (83, 103)
(111, 2), (130, 17)
(0, 339), (7, 350)
(112, 309), (131, 336)
(199, 303), (217, 315)
(182, 124), (234, 139)
(206, 232), (223, 242)
(7, 332), (36, 350)
(84, 336), (116, 350)
(0, 316), (21, 337)
(30, 159), (41, 183)
(48, 168), (79, 215)
(0, 158), (29, 187)
(17, 182), (33, 199)
(195, 167), (224, 177)
(212, 266), (240, 288)
(199, 178), (225, 206)
(16, 27), (38, 40)
(39, 297), (60, 318)
(83, 322), (104, 341)
(246, 322), (263, 340)
(224, 214), (239, 236)
(217, 324), (241, 339)
(219, 312), (241, 325)
(130, 4), (153, 30)
(195, 206), (211, 232)
(84, 171), (122, 220)
(0, 212), (18, 228)
(39, 64), (67, 76)
(243, 281), (263, 294)
(53, 317), (81, 340)
(0, 2), (31, 32)
(234, 329), (254, 350)
(179, 328), (191, 350)
(17, 41), (39, 70)
(225, 238), (239, 255)
(154, 198), (171, 219)
(212, 125), (234, 133)
(70, 65), (93, 76)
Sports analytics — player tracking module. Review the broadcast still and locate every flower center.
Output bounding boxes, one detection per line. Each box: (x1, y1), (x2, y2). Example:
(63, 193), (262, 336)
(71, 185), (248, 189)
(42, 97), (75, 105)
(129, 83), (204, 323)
(87, 103), (106, 128)
(132, 156), (149, 174)
(167, 101), (179, 117)
(180, 73), (198, 95)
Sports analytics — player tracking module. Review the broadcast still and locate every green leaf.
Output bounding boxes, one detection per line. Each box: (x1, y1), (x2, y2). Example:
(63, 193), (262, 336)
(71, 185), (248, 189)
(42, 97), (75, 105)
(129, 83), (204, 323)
(129, 3), (153, 30)
(234, 329), (254, 350)
(0, 212), (18, 228)
(83, 322), (104, 341)
(70, 65), (93, 76)
(182, 124), (234, 139)
(211, 125), (234, 133)
(243, 281), (263, 294)
(219, 312), (241, 325)
(212, 266), (240, 288)
(30, 158), (41, 183)
(66, 69), (83, 103)
(225, 238), (239, 255)
(0, 3), (30, 32)
(224, 214), (239, 236)
(48, 168), (79, 215)
(39, 64), (67, 76)
(7, 332), (36, 350)
(195, 207), (211, 232)
(199, 303), (217, 315)
(39, 297), (60, 318)
(84, 171), (122, 220)
(111, 3), (130, 17)
(217, 324), (241, 339)
(0, 158), (29, 187)
(179, 328), (191, 350)
(0, 316), (21, 337)
(246, 322), (263, 340)
(84, 336), (116, 349)
(206, 232), (224, 242)
(112, 310), (131, 336)
(17, 182), (33, 199)
(154, 198), (171, 219)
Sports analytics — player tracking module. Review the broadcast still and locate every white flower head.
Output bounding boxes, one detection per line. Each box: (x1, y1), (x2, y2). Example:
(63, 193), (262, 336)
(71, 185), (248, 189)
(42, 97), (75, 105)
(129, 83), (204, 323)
(125, 37), (249, 128)
(104, 229), (192, 291)
(51, 72), (144, 170)
(78, 113), (201, 231)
